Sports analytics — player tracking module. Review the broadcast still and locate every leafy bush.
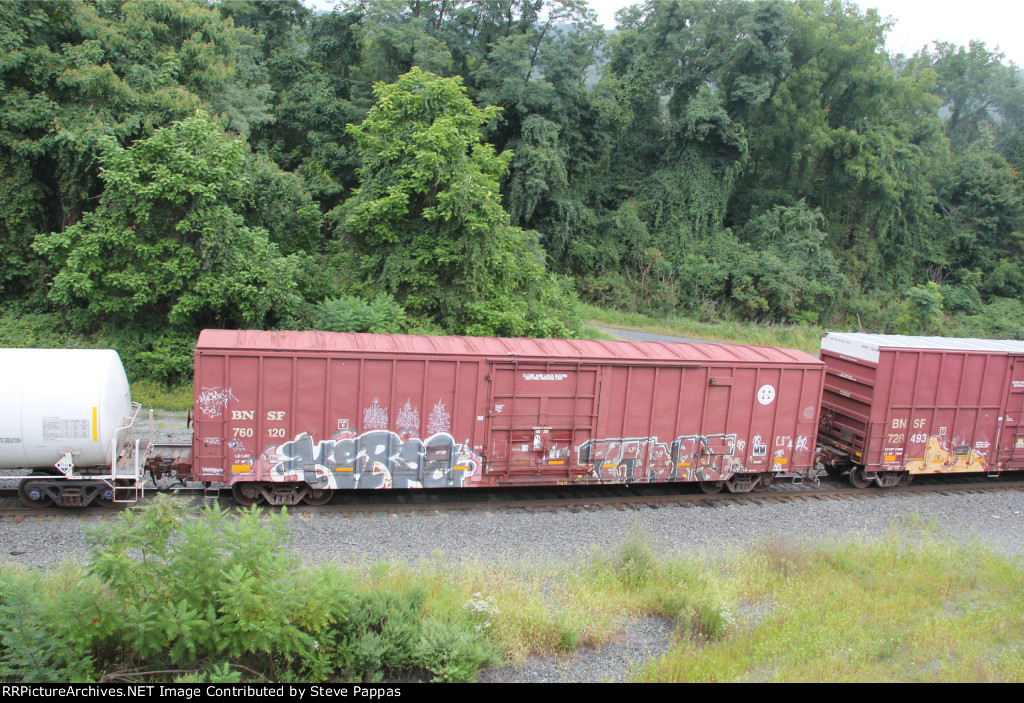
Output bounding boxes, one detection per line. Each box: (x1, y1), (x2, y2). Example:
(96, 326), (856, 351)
(0, 310), (195, 385)
(0, 567), (95, 682)
(86, 499), (327, 676)
(317, 294), (408, 334)
(2, 498), (501, 683)
(901, 282), (944, 334)
(950, 296), (1024, 339)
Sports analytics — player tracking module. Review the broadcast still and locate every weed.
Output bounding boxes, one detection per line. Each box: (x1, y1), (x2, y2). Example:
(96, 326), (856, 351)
(635, 535), (1024, 682)
(613, 523), (656, 590)
(754, 537), (811, 577)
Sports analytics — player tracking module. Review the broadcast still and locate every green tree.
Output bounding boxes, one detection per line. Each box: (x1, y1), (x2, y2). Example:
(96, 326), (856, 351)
(735, 201), (847, 324)
(903, 281), (944, 333)
(252, 8), (371, 210)
(920, 41), (1024, 156)
(0, 0), (274, 300)
(34, 111), (307, 331)
(335, 68), (580, 337)
(734, 0), (945, 291)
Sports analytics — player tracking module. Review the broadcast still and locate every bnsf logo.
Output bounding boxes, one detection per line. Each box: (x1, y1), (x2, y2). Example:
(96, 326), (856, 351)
(231, 410), (287, 420)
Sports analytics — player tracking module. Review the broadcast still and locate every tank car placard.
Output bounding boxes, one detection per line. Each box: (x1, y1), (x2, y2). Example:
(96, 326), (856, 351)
(42, 418), (90, 441)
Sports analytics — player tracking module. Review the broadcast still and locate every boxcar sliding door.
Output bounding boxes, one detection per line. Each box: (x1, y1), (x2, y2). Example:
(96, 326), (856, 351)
(484, 362), (600, 482)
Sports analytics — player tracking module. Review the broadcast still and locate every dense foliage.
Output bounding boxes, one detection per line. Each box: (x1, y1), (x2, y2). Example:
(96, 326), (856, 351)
(0, 499), (497, 682)
(3, 0), (1024, 381)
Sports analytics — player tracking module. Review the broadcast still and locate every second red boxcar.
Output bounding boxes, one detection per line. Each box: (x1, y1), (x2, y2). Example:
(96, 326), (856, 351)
(188, 330), (825, 505)
(818, 332), (1024, 487)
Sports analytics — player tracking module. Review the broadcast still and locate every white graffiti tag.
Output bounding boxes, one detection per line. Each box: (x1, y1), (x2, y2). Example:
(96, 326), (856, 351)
(427, 399), (451, 435)
(363, 398), (389, 429)
(198, 387), (237, 419)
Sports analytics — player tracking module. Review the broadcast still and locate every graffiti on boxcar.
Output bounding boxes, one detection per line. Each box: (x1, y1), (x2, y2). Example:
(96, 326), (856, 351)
(198, 387), (237, 419)
(577, 433), (750, 483)
(396, 399), (419, 430)
(427, 400), (451, 434)
(903, 434), (989, 474)
(254, 430), (481, 489)
(577, 437), (674, 482)
(672, 433), (745, 481)
(363, 398), (389, 430)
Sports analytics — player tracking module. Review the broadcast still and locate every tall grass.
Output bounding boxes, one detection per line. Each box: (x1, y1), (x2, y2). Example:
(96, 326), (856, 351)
(364, 520), (1024, 682)
(635, 528), (1024, 682)
(130, 380), (194, 412)
(3, 509), (1020, 682)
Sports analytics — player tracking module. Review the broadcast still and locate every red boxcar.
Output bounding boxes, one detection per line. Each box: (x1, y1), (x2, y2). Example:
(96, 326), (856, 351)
(818, 333), (1024, 487)
(188, 330), (825, 505)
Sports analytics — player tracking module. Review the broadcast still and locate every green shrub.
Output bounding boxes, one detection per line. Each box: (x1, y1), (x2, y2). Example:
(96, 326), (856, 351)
(75, 498), (496, 682)
(0, 568), (95, 682)
(317, 294), (408, 334)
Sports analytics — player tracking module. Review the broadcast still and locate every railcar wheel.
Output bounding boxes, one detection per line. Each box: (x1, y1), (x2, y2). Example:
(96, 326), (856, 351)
(232, 482), (263, 507)
(752, 473), (774, 492)
(897, 472), (913, 487)
(18, 477), (53, 508)
(302, 488), (333, 506)
(848, 467), (871, 489)
(94, 484), (118, 508)
(699, 481), (724, 494)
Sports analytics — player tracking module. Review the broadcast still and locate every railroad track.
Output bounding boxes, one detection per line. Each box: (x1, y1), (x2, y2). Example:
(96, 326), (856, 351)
(1, 474), (1022, 519)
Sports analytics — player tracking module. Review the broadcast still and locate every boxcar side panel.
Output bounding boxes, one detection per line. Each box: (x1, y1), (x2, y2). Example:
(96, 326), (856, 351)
(193, 352), (229, 483)
(819, 333), (1024, 477)
(998, 356), (1024, 469)
(193, 331), (825, 494)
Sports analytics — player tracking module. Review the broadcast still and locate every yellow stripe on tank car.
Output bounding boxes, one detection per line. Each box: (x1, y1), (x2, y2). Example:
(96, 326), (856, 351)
(92, 407), (98, 442)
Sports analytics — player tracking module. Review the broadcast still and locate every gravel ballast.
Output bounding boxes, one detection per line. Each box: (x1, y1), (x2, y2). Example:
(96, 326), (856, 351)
(6, 490), (1022, 570)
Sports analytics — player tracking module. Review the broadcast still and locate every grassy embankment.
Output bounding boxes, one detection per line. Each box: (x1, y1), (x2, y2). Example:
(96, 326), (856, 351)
(2, 502), (1021, 683)
(581, 303), (824, 354)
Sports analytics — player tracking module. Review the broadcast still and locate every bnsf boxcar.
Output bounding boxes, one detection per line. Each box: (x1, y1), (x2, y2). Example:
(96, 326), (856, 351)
(818, 333), (1024, 487)
(188, 330), (825, 506)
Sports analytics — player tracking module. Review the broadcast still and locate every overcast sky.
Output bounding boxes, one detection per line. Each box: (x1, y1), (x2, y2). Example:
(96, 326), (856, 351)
(304, 1), (1024, 67)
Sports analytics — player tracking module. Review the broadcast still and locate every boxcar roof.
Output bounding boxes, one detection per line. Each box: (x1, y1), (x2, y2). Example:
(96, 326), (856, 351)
(822, 332), (1024, 364)
(197, 330), (821, 366)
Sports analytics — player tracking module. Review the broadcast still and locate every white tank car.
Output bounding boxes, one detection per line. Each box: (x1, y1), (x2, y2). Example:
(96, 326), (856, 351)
(0, 348), (134, 470)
